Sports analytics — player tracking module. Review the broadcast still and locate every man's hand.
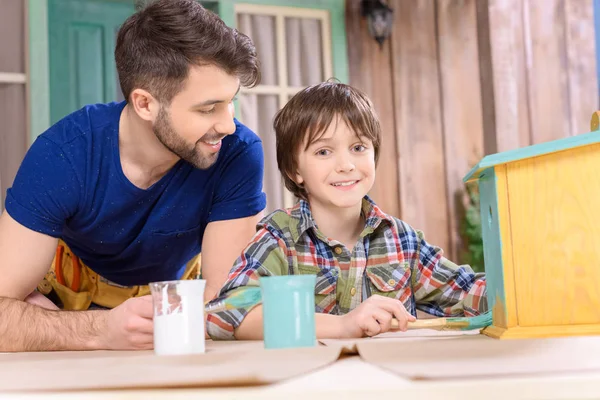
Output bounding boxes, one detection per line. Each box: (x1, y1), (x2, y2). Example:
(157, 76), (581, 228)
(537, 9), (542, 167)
(101, 296), (154, 350)
(338, 295), (416, 338)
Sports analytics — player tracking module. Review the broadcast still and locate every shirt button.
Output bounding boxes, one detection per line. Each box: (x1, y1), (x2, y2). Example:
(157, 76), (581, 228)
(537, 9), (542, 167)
(334, 247), (343, 255)
(388, 279), (396, 286)
(350, 287), (356, 296)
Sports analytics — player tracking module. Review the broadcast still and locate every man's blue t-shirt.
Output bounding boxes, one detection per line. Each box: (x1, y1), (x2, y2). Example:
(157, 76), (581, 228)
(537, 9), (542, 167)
(5, 101), (266, 286)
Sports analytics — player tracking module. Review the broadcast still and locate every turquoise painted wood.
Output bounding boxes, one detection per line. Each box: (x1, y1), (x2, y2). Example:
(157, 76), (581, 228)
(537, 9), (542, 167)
(476, 168), (505, 321)
(217, 0), (348, 84)
(464, 130), (600, 183)
(28, 0), (51, 144)
(200, 1), (220, 13)
(48, 0), (134, 124)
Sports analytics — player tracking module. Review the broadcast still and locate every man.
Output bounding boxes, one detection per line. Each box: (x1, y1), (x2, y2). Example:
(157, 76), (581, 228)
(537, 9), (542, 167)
(0, 0), (265, 351)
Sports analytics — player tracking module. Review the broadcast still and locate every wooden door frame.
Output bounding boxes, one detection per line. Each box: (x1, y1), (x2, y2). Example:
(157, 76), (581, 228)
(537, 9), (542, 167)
(27, 0), (50, 146)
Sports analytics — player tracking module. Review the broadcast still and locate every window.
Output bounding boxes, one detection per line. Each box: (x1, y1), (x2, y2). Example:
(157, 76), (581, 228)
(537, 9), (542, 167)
(235, 4), (333, 210)
(216, 0), (347, 213)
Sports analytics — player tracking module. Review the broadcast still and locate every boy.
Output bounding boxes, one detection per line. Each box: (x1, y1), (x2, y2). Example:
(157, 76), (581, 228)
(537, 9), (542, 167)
(207, 81), (487, 340)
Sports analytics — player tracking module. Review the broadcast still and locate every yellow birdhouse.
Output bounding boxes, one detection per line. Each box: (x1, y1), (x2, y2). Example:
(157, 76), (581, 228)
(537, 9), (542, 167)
(463, 113), (600, 339)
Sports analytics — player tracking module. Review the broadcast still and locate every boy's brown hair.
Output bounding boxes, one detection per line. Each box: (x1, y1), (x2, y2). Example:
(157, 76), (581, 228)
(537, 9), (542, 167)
(273, 80), (382, 200)
(115, 0), (260, 103)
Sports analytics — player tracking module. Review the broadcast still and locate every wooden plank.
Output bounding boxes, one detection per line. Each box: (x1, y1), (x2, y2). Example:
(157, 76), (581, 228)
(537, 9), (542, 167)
(390, 0), (450, 252)
(345, 0), (400, 218)
(523, 0), (571, 143)
(507, 144), (600, 327)
(477, 0), (531, 153)
(436, 0), (484, 261)
(495, 165), (518, 329)
(564, 0), (598, 136)
(475, 0), (497, 156)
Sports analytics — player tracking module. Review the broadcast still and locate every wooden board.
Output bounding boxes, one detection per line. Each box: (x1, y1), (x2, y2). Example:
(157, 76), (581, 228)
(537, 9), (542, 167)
(523, 0), (571, 143)
(564, 0), (599, 136)
(390, 0), (450, 252)
(346, 0), (400, 218)
(436, 0), (485, 260)
(477, 0), (532, 153)
(507, 144), (600, 327)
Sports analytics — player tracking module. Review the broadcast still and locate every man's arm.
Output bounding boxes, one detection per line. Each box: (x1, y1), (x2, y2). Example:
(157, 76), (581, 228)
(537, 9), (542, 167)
(0, 211), (104, 351)
(0, 212), (154, 351)
(201, 212), (262, 302)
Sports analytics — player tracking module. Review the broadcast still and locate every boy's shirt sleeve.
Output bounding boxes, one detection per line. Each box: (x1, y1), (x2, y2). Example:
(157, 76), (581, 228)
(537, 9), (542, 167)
(206, 227), (288, 340)
(403, 223), (487, 317)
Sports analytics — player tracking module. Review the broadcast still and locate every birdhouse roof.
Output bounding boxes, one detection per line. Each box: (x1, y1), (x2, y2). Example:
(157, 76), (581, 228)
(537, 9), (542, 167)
(463, 131), (600, 183)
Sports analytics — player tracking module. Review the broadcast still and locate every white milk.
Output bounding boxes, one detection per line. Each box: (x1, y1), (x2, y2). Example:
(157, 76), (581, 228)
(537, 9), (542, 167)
(154, 309), (205, 355)
(150, 279), (206, 356)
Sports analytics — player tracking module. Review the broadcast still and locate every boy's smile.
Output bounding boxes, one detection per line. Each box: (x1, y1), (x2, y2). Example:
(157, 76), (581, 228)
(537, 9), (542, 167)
(330, 180), (360, 190)
(295, 116), (376, 211)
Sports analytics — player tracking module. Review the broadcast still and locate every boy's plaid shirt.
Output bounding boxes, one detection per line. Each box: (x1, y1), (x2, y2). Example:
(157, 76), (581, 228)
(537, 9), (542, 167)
(207, 196), (487, 340)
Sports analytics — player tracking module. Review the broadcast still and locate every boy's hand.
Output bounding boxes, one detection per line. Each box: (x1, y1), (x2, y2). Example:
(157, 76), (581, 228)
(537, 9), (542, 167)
(339, 295), (416, 338)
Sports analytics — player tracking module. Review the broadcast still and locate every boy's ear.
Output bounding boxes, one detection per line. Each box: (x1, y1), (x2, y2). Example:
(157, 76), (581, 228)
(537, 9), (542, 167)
(293, 172), (304, 186)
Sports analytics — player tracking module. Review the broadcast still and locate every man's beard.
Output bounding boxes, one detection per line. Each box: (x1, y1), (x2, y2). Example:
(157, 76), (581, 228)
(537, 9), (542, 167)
(153, 106), (221, 170)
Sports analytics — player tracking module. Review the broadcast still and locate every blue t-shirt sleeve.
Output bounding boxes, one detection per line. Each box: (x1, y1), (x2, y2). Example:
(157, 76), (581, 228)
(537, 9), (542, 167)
(5, 137), (81, 237)
(208, 139), (267, 223)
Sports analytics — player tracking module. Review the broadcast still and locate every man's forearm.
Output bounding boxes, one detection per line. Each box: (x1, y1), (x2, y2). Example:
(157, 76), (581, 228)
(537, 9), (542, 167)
(234, 306), (343, 340)
(0, 297), (106, 352)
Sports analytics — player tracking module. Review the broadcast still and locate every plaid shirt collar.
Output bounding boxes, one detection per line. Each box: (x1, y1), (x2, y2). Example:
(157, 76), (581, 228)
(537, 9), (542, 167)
(288, 195), (396, 243)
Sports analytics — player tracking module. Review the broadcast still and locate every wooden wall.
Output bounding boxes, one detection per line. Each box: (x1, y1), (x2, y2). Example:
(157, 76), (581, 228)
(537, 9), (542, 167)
(346, 0), (598, 261)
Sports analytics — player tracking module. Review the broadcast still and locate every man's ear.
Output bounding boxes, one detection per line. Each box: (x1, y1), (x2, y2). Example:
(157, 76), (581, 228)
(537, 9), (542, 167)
(130, 88), (160, 122)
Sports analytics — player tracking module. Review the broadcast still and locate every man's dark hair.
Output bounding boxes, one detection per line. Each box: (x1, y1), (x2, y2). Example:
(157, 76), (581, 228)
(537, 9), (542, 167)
(115, 0), (260, 102)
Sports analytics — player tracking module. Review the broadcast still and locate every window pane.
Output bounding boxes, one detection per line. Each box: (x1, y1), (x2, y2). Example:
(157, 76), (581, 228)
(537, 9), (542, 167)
(238, 93), (283, 211)
(0, 84), (27, 210)
(0, 0), (25, 73)
(286, 17), (324, 86)
(237, 14), (278, 86)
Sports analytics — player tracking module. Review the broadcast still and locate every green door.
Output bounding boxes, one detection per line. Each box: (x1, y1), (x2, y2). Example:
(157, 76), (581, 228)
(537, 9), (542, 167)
(48, 0), (134, 124)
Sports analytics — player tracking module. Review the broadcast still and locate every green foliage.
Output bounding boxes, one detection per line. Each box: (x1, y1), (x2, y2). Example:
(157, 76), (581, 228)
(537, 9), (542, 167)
(460, 184), (485, 273)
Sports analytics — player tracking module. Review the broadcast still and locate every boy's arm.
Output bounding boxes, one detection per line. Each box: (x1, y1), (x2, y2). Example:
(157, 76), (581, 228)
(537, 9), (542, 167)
(206, 228), (290, 340)
(404, 224), (487, 317)
(234, 305), (343, 340)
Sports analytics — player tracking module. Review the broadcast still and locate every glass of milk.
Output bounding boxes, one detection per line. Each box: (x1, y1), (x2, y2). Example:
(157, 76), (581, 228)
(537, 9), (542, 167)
(149, 279), (206, 356)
